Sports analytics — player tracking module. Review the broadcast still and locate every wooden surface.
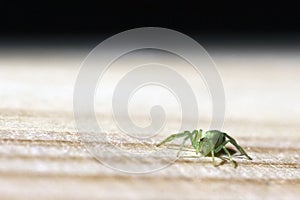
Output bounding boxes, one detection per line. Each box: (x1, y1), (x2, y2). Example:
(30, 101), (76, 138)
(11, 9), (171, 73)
(0, 47), (300, 199)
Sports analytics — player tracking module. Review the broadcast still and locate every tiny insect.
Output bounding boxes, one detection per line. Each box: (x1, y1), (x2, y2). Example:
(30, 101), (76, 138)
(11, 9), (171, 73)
(157, 129), (252, 167)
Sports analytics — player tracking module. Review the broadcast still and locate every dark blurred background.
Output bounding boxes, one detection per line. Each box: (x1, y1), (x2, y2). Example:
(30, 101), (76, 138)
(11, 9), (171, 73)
(0, 1), (299, 47)
(1, 1), (300, 34)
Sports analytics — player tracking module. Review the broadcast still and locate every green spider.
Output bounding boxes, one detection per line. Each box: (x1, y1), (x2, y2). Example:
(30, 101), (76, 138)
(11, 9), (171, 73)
(157, 130), (252, 167)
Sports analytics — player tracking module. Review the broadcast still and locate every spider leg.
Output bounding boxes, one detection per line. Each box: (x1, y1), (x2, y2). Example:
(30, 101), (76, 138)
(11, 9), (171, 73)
(207, 140), (233, 167)
(188, 130), (197, 147)
(156, 131), (192, 147)
(224, 133), (252, 160)
(214, 140), (230, 153)
(211, 148), (217, 166)
(193, 129), (202, 143)
(223, 146), (237, 168)
(192, 130), (202, 153)
(177, 136), (191, 157)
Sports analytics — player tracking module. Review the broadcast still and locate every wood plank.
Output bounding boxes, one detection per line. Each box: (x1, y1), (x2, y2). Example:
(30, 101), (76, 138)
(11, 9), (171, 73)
(0, 48), (300, 199)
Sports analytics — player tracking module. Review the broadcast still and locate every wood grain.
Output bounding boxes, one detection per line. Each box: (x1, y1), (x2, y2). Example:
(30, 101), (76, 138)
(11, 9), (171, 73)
(0, 48), (300, 199)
